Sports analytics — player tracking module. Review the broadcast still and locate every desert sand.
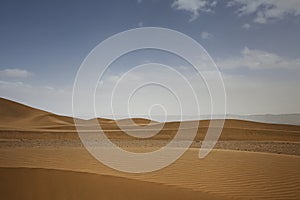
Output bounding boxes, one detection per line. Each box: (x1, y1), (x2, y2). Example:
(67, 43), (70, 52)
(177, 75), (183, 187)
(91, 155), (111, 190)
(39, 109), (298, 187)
(0, 167), (220, 200)
(1, 97), (300, 199)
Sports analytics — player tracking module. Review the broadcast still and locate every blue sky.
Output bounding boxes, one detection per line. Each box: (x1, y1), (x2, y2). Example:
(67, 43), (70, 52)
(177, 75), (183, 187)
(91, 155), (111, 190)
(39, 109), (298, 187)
(0, 0), (300, 119)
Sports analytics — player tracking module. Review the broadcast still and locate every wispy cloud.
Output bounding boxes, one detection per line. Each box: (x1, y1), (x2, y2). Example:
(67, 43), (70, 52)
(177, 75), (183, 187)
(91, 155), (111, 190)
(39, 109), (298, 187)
(228, 0), (300, 24)
(200, 31), (213, 39)
(242, 23), (251, 29)
(137, 21), (144, 27)
(219, 47), (300, 69)
(171, 0), (300, 24)
(0, 68), (33, 78)
(171, 0), (217, 21)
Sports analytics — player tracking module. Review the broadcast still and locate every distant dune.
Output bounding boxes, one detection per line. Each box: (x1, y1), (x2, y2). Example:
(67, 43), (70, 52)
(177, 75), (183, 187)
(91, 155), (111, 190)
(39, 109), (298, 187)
(0, 97), (74, 128)
(116, 117), (157, 126)
(1, 97), (300, 142)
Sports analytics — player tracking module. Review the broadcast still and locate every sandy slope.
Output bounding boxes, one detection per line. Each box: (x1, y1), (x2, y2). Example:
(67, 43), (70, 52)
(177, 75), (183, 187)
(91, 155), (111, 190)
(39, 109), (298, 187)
(0, 147), (299, 199)
(0, 97), (74, 128)
(0, 167), (220, 200)
(1, 97), (300, 199)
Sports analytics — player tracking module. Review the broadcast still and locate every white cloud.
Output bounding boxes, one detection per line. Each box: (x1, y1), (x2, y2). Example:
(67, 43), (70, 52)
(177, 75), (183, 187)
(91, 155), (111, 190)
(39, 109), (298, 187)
(171, 0), (217, 21)
(0, 80), (31, 88)
(0, 68), (33, 78)
(200, 31), (213, 39)
(172, 0), (300, 24)
(219, 47), (300, 69)
(137, 21), (144, 27)
(242, 23), (251, 29)
(228, 0), (300, 24)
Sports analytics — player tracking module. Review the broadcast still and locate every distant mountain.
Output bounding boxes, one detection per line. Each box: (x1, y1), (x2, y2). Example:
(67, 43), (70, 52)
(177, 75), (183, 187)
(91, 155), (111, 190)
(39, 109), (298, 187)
(226, 114), (300, 126)
(102, 114), (300, 126)
(119, 114), (300, 126)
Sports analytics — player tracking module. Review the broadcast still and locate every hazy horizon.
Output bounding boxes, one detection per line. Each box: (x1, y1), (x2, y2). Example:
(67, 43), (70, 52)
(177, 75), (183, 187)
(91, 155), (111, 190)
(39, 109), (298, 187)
(2, 96), (300, 126)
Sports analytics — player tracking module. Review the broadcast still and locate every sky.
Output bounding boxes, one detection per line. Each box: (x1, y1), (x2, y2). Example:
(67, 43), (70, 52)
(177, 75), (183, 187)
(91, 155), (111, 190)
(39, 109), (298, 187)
(0, 0), (300, 120)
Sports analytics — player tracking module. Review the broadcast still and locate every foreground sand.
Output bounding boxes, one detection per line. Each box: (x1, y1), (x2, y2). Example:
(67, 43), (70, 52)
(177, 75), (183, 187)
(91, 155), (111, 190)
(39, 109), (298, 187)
(0, 167), (219, 200)
(1, 146), (299, 199)
(1, 98), (300, 199)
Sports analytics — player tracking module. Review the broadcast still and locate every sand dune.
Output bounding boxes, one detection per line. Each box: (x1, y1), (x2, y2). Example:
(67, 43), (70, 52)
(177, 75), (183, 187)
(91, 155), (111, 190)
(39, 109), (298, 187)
(0, 167), (220, 200)
(116, 118), (157, 125)
(0, 148), (299, 199)
(0, 97), (74, 128)
(1, 97), (300, 199)
(1, 97), (300, 142)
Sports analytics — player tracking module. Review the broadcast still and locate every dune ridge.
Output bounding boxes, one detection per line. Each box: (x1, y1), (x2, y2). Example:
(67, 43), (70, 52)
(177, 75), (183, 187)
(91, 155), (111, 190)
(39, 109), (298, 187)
(1, 97), (300, 142)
